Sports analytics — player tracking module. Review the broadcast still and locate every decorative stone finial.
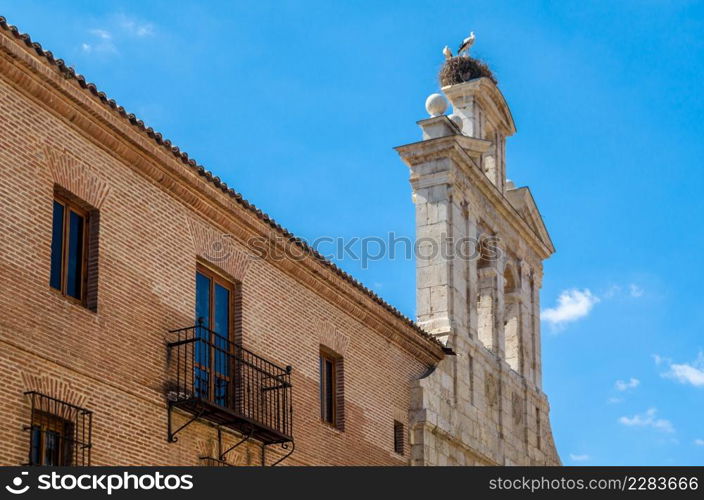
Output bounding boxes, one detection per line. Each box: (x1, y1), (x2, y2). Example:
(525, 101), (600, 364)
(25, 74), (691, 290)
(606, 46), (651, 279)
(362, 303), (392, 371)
(425, 93), (447, 117)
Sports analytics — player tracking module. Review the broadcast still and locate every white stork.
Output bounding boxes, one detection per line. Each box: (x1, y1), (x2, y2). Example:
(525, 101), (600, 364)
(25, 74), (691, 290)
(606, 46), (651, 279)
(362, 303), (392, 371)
(457, 32), (475, 56)
(443, 45), (453, 60)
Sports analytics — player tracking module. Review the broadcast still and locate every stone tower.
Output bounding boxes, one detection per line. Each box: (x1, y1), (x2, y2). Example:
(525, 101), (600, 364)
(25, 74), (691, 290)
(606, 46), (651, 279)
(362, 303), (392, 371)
(396, 49), (560, 465)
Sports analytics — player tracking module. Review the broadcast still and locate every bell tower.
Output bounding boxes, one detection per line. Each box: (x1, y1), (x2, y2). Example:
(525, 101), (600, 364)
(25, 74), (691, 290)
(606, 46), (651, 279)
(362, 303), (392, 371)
(396, 36), (560, 465)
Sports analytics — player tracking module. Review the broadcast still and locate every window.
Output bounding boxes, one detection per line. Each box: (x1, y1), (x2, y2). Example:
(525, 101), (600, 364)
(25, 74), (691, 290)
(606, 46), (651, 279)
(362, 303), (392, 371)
(320, 353), (336, 425)
(30, 413), (74, 466)
(25, 392), (92, 466)
(194, 264), (239, 408)
(50, 193), (98, 310)
(319, 349), (344, 430)
(393, 420), (404, 455)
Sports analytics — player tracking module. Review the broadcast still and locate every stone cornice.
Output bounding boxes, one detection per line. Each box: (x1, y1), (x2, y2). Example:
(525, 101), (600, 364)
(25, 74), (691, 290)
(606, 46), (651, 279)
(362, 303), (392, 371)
(0, 25), (445, 366)
(442, 78), (516, 136)
(396, 136), (554, 260)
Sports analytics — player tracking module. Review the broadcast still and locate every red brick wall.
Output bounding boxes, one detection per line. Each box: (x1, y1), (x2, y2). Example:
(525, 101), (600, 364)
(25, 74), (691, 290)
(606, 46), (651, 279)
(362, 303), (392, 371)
(0, 40), (438, 465)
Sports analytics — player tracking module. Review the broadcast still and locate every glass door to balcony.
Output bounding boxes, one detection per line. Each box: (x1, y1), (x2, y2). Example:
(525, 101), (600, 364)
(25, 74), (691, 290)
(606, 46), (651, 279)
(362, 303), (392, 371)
(195, 267), (233, 408)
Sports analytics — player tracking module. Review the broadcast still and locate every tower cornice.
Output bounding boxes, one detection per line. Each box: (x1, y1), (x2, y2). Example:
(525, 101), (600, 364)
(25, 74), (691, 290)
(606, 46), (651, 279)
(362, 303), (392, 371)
(396, 135), (555, 259)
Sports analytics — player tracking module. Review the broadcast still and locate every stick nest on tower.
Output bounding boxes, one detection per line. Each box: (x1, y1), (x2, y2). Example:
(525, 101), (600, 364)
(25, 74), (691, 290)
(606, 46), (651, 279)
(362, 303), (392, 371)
(439, 56), (497, 87)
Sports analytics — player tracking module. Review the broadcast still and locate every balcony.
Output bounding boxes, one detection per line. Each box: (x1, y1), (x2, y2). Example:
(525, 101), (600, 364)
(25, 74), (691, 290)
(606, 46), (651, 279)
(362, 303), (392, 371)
(166, 324), (293, 452)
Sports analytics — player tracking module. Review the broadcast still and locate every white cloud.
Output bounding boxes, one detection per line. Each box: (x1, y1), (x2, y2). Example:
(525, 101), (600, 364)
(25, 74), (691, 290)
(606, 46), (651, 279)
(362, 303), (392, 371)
(666, 363), (704, 387)
(81, 28), (117, 55)
(89, 28), (112, 40)
(615, 377), (640, 391)
(117, 14), (154, 37)
(629, 284), (644, 298)
(694, 439), (704, 446)
(541, 289), (599, 328)
(569, 453), (590, 462)
(79, 14), (155, 57)
(618, 408), (674, 433)
(608, 397), (623, 404)
(659, 352), (704, 388)
(653, 354), (671, 366)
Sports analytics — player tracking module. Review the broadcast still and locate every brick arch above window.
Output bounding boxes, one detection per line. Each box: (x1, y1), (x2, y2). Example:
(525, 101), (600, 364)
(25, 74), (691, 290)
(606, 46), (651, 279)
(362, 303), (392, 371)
(187, 218), (251, 282)
(20, 372), (88, 410)
(42, 145), (111, 210)
(316, 319), (349, 357)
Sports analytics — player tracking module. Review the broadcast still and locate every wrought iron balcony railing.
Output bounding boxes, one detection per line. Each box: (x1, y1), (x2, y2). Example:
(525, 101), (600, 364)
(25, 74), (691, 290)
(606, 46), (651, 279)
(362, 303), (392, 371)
(166, 324), (293, 447)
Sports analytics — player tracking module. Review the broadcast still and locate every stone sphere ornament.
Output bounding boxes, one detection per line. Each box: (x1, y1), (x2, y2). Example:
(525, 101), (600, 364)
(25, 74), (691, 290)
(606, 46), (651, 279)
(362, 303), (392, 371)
(425, 93), (448, 117)
(449, 114), (463, 131)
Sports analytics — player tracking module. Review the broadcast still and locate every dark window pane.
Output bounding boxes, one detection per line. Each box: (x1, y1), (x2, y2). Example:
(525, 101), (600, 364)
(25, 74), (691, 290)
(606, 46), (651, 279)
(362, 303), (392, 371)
(325, 359), (334, 423)
(195, 272), (211, 326)
(44, 430), (59, 466)
(49, 201), (64, 290)
(195, 272), (211, 369)
(319, 357), (324, 420)
(213, 284), (230, 337)
(30, 426), (41, 465)
(65, 210), (84, 299)
(62, 423), (74, 466)
(195, 367), (209, 399)
(321, 357), (335, 424)
(214, 377), (229, 407)
(213, 284), (230, 384)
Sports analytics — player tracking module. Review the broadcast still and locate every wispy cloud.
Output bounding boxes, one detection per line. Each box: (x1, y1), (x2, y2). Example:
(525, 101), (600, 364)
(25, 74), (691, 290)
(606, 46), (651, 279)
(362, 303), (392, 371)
(657, 352), (704, 388)
(694, 439), (704, 446)
(608, 396), (623, 404)
(629, 284), (644, 298)
(653, 354), (671, 366)
(541, 289), (599, 329)
(80, 13), (155, 57)
(116, 13), (154, 38)
(569, 453), (590, 462)
(603, 283), (645, 299)
(618, 408), (674, 433)
(615, 377), (640, 391)
(89, 28), (112, 40)
(81, 29), (117, 55)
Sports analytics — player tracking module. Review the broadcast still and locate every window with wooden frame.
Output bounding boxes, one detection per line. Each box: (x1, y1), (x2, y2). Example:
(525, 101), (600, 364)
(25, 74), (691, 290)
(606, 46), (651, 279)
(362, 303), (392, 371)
(194, 263), (242, 408)
(393, 420), (405, 455)
(49, 191), (99, 310)
(24, 391), (92, 466)
(319, 348), (344, 430)
(29, 413), (74, 466)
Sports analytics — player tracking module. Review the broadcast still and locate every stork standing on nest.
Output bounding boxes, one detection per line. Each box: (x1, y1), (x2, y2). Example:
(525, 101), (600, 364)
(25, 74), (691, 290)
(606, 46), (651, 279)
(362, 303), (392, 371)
(457, 32), (475, 57)
(443, 45), (453, 60)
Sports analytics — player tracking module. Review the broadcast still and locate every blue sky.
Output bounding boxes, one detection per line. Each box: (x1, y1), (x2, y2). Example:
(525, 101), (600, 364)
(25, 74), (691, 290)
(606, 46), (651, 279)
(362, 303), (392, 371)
(3, 1), (702, 465)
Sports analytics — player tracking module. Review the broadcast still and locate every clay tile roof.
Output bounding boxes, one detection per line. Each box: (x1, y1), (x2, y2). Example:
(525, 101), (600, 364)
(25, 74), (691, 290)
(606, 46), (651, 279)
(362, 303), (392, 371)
(0, 16), (444, 351)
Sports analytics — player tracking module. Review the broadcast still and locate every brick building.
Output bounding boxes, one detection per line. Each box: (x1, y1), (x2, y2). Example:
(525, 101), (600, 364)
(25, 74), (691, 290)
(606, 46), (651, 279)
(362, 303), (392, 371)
(0, 18), (559, 467)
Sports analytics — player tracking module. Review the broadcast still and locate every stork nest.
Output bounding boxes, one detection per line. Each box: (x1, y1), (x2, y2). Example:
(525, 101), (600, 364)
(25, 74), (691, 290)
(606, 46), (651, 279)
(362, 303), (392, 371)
(439, 56), (497, 87)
